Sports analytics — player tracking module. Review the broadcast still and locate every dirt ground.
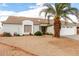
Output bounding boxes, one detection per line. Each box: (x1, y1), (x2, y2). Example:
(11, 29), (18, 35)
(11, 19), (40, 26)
(0, 35), (79, 56)
(0, 42), (36, 56)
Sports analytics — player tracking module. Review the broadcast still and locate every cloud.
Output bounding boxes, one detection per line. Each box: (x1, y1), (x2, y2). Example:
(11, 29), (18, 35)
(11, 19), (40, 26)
(29, 5), (39, 9)
(0, 10), (16, 21)
(0, 16), (8, 21)
(36, 3), (44, 6)
(15, 6), (47, 18)
(0, 10), (16, 16)
(28, 3), (44, 9)
(29, 6), (36, 9)
(0, 3), (8, 7)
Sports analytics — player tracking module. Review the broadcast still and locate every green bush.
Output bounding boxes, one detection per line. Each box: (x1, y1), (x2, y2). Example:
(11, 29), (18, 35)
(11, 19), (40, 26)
(2, 32), (12, 37)
(34, 31), (43, 36)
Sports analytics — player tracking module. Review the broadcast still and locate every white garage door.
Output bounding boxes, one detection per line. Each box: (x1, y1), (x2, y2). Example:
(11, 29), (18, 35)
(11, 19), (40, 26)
(24, 25), (32, 33)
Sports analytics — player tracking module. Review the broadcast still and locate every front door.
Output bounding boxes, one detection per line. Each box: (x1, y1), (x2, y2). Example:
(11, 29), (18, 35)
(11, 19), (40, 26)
(41, 26), (47, 34)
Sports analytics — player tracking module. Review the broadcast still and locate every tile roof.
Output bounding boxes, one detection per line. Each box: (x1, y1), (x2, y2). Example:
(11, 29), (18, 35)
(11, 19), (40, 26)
(2, 16), (53, 25)
(2, 16), (77, 27)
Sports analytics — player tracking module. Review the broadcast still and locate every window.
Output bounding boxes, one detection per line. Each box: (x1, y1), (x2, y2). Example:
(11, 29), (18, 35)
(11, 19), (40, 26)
(24, 25), (32, 33)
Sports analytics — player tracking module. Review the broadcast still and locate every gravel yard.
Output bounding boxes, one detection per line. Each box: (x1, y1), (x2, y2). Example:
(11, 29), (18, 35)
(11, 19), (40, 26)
(0, 35), (79, 56)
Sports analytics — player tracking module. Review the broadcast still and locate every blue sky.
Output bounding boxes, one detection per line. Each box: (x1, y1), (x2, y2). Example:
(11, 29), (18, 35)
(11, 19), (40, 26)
(0, 3), (37, 12)
(0, 3), (79, 12)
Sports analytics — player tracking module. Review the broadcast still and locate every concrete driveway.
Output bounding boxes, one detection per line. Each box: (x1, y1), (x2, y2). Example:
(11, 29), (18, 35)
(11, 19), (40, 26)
(64, 35), (79, 40)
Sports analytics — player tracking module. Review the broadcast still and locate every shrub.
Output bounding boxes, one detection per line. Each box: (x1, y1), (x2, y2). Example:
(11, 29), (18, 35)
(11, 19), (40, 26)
(34, 31), (43, 36)
(2, 32), (12, 37)
(29, 33), (33, 36)
(14, 32), (20, 36)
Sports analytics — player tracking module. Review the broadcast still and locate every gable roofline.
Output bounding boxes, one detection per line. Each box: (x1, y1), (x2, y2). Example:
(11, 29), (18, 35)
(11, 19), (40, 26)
(2, 16), (52, 25)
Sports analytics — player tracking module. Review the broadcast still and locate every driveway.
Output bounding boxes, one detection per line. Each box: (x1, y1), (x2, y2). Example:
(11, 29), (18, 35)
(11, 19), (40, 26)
(64, 35), (79, 40)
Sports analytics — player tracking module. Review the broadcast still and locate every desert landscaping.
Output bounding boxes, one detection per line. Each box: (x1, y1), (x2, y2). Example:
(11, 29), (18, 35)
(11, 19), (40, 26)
(0, 35), (79, 56)
(0, 42), (34, 56)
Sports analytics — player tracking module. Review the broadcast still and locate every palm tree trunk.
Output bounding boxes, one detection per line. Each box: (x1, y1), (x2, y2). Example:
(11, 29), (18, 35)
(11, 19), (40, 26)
(54, 17), (61, 37)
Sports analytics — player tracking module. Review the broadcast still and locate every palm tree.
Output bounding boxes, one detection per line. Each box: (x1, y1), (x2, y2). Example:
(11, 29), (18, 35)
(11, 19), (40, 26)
(40, 3), (79, 38)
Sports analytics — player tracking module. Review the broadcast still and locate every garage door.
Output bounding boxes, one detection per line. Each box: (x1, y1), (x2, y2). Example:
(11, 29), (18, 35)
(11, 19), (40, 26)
(24, 25), (32, 33)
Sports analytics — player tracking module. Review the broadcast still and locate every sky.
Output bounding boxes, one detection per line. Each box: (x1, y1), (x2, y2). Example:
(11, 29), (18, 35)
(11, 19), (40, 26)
(0, 3), (38, 12)
(0, 3), (79, 12)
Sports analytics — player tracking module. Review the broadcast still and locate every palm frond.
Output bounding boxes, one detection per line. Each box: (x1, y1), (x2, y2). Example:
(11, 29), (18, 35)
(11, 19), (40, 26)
(55, 3), (70, 16)
(62, 17), (68, 26)
(39, 9), (47, 16)
(39, 4), (56, 18)
(44, 4), (56, 14)
(60, 3), (70, 9)
(65, 8), (78, 16)
(64, 15), (76, 24)
(39, 3), (79, 25)
(43, 3), (53, 8)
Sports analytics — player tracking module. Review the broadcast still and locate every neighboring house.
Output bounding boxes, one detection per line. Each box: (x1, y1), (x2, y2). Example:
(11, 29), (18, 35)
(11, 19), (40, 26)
(2, 16), (78, 36)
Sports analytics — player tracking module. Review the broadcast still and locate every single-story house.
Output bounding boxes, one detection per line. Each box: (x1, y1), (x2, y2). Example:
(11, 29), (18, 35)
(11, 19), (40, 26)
(2, 16), (78, 36)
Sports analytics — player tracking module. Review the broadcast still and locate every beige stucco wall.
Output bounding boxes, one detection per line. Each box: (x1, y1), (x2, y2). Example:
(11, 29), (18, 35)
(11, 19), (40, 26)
(2, 24), (22, 35)
(33, 25), (40, 34)
(47, 26), (77, 36)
